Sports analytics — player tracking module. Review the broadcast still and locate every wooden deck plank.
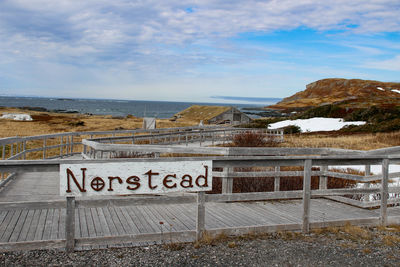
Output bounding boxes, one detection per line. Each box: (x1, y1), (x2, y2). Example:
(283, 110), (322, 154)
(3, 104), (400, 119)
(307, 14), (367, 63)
(0, 211), (14, 241)
(151, 205), (183, 232)
(101, 207), (119, 236)
(0, 211), (8, 226)
(208, 203), (252, 227)
(58, 208), (66, 239)
(96, 207), (111, 236)
(107, 206), (127, 236)
(90, 208), (104, 237)
(74, 209), (81, 239)
(8, 210), (27, 242)
(126, 206), (153, 234)
(215, 203), (266, 226)
(42, 209), (54, 240)
(18, 210), (34, 242)
(85, 207), (99, 250)
(50, 209), (60, 240)
(34, 209), (48, 241)
(114, 207), (134, 234)
(251, 202), (300, 224)
(205, 203), (237, 228)
(78, 208), (88, 238)
(231, 203), (276, 225)
(145, 205), (190, 244)
(85, 208), (97, 238)
(26, 210), (40, 241)
(163, 204), (195, 230)
(118, 206), (140, 234)
(134, 206), (160, 233)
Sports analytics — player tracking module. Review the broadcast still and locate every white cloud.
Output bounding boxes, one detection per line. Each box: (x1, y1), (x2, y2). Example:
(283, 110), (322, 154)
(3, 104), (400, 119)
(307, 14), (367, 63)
(1, 0), (400, 100)
(364, 55), (400, 71)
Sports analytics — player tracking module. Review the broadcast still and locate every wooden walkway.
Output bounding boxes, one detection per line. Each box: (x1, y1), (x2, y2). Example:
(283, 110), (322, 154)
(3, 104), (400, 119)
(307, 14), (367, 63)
(0, 171), (399, 251)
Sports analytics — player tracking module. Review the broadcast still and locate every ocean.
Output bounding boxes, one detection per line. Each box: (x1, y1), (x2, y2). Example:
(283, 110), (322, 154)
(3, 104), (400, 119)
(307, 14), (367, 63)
(0, 96), (279, 119)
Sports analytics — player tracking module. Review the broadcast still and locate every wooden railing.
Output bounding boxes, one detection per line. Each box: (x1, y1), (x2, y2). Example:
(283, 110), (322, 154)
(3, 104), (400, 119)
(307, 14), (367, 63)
(0, 154), (400, 251)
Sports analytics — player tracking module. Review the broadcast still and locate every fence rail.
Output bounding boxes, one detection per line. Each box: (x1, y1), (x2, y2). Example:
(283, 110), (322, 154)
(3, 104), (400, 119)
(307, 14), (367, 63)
(1, 127), (400, 252)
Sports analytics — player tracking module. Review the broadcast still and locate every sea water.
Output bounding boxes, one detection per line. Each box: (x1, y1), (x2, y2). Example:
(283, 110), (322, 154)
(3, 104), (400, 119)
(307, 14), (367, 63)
(0, 96), (278, 118)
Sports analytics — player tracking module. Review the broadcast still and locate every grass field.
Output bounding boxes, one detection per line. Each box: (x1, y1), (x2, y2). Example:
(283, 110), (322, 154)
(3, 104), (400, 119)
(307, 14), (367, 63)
(2, 107), (400, 151)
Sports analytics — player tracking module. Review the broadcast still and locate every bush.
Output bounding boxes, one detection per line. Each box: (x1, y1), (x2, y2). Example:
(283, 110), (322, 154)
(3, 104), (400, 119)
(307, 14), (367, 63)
(68, 120), (85, 127)
(209, 166), (356, 194)
(232, 131), (278, 147)
(281, 125), (301, 134)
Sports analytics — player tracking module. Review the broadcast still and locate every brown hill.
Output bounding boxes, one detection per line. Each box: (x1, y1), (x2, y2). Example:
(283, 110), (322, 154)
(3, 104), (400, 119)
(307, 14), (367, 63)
(269, 78), (400, 110)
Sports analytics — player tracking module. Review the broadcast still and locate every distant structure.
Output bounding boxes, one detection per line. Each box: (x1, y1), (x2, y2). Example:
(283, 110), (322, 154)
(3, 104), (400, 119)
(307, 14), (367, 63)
(143, 117), (156, 129)
(174, 105), (251, 125)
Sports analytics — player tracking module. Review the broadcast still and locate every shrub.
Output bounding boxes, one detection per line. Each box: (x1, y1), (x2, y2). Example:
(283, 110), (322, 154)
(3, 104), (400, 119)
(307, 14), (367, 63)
(209, 166), (357, 194)
(68, 120), (85, 127)
(232, 131), (278, 147)
(281, 125), (301, 134)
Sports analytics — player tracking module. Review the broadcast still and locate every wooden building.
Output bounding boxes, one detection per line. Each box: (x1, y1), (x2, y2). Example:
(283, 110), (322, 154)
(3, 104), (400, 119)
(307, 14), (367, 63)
(174, 105), (252, 125)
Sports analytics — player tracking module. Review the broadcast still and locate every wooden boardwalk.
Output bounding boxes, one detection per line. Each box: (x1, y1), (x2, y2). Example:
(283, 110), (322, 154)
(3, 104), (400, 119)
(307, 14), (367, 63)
(0, 171), (399, 251)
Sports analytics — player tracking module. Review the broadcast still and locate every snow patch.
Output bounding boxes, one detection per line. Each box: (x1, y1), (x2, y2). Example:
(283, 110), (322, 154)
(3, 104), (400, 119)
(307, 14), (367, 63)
(268, 117), (365, 132)
(391, 89), (400, 94)
(376, 87), (384, 91)
(0, 113), (33, 121)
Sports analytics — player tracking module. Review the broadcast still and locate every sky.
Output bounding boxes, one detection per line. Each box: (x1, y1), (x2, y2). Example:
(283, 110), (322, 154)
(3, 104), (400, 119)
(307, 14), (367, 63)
(0, 0), (399, 104)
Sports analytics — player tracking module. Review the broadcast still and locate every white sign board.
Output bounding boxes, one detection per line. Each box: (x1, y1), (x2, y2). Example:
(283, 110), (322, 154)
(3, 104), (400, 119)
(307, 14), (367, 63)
(60, 161), (212, 197)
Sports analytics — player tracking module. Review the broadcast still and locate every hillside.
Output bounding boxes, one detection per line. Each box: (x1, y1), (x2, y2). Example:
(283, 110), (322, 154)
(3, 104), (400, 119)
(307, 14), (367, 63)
(269, 78), (400, 110)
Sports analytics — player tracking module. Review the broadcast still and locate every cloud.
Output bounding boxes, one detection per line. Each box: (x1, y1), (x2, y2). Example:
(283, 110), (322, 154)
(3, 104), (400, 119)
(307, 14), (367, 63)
(1, 0), (400, 100)
(364, 55), (400, 71)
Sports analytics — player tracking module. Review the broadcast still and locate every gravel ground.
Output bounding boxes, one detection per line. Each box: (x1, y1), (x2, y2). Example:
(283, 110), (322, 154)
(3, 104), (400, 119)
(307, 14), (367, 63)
(1, 228), (399, 267)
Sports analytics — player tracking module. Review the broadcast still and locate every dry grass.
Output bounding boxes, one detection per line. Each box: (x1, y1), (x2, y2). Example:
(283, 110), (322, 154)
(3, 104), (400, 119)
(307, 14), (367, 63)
(282, 131), (400, 150)
(0, 107), (196, 138)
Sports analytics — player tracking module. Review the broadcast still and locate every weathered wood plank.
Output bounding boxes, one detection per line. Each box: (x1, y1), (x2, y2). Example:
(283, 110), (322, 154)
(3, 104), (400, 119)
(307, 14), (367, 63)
(8, 210), (28, 242)
(101, 207), (119, 237)
(42, 208), (54, 240)
(34, 209), (48, 241)
(50, 209), (60, 240)
(26, 210), (40, 241)
(94, 207), (111, 237)
(17, 210), (34, 242)
(0, 239), (66, 252)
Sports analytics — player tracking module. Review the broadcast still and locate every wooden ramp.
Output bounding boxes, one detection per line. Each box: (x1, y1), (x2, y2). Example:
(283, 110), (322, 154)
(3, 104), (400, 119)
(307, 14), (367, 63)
(0, 171), (399, 251)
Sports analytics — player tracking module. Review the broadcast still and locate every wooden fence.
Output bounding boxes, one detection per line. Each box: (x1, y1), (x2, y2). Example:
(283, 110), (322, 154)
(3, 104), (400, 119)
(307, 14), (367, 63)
(1, 128), (400, 252)
(0, 154), (400, 252)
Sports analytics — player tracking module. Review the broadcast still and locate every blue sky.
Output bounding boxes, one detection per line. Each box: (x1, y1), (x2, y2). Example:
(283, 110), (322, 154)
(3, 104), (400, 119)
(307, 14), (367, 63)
(0, 0), (399, 104)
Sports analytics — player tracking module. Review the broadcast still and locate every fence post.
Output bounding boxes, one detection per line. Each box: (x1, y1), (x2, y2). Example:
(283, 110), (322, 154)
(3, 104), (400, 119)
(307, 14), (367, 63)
(66, 196), (76, 252)
(302, 159), (312, 234)
(70, 136), (74, 155)
(22, 140), (26, 160)
(60, 137), (63, 158)
(2, 145), (5, 160)
(380, 159), (389, 226)
(319, 165), (328, 189)
(42, 138), (47, 159)
(274, 166), (280, 192)
(196, 191), (205, 241)
(222, 167), (233, 194)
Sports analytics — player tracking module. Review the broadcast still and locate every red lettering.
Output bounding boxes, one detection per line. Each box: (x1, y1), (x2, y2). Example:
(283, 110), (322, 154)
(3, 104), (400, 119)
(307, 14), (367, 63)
(126, 176), (141, 190)
(91, 177), (105, 191)
(163, 174), (177, 189)
(180, 174), (193, 188)
(145, 170), (159, 189)
(66, 168), (87, 193)
(195, 165), (209, 187)
(108, 176), (123, 191)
